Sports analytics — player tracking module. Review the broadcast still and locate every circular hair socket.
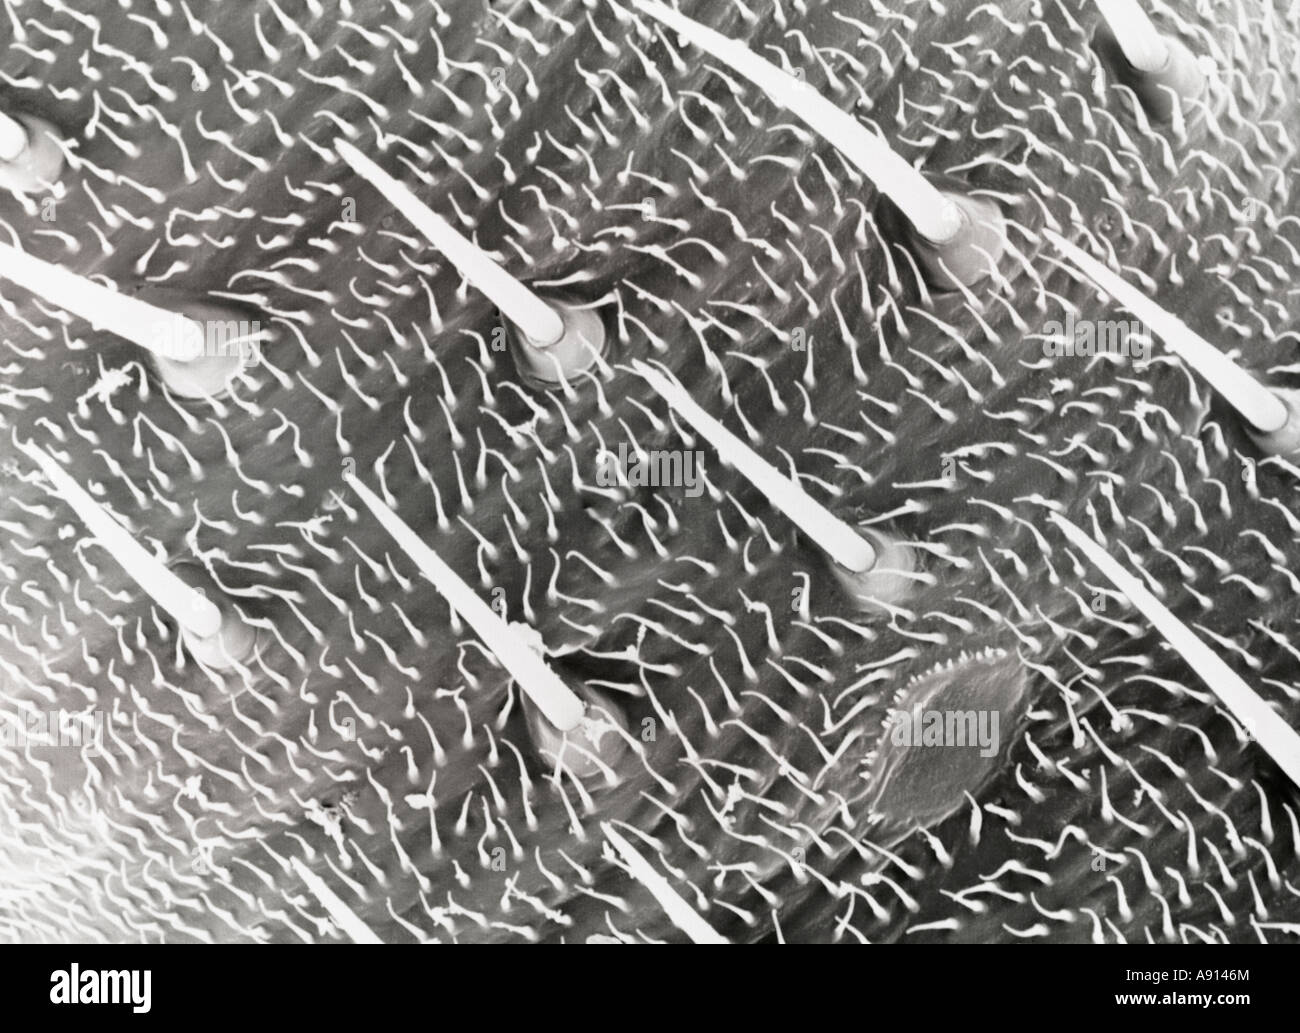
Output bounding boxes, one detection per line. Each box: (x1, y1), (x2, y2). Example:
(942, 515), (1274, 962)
(152, 349), (251, 400)
(1092, 22), (1213, 125)
(169, 560), (261, 671)
(881, 178), (1008, 291)
(524, 683), (628, 782)
(138, 293), (266, 400)
(1247, 387), (1300, 460)
(506, 296), (609, 390)
(0, 113), (64, 195)
(828, 528), (919, 614)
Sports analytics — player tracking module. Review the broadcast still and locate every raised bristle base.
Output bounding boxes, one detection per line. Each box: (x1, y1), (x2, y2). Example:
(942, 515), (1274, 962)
(0, 113), (64, 195)
(829, 528), (918, 614)
(170, 561), (260, 671)
(1247, 387), (1300, 460)
(152, 351), (251, 400)
(507, 297), (608, 389)
(900, 190), (1007, 290)
(1092, 22), (1211, 125)
(144, 296), (266, 399)
(524, 684), (628, 782)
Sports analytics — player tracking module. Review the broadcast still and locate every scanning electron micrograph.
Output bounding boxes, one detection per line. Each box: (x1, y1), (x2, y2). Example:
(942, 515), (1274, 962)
(1, 0), (1299, 947)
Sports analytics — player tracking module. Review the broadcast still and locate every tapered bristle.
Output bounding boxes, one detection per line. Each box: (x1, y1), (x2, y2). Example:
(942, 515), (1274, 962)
(0, 244), (208, 362)
(1095, 0), (1170, 73)
(602, 823), (728, 944)
(632, 359), (876, 573)
(631, 0), (962, 244)
(1045, 229), (1290, 434)
(346, 472), (586, 732)
(18, 440), (222, 639)
(333, 137), (566, 347)
(1050, 513), (1300, 790)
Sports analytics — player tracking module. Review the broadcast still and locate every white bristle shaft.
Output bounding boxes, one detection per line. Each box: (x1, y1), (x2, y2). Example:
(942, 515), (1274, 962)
(602, 823), (728, 944)
(333, 138), (566, 347)
(290, 857), (384, 944)
(1095, 0), (1170, 73)
(1052, 513), (1300, 790)
(19, 442), (223, 639)
(0, 112), (26, 162)
(633, 361), (876, 573)
(631, 0), (961, 244)
(344, 474), (586, 731)
(0, 243), (207, 361)
(1047, 231), (1290, 434)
